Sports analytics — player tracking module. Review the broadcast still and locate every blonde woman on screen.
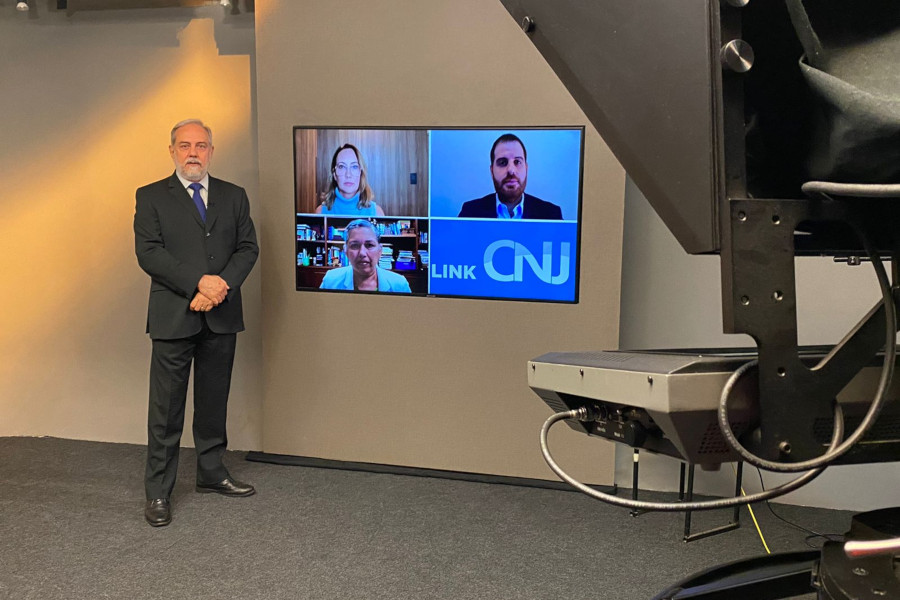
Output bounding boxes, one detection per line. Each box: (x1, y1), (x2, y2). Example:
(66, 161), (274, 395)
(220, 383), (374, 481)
(316, 143), (385, 216)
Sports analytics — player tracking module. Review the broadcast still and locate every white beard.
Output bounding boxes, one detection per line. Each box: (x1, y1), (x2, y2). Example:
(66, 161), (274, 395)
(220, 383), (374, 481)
(178, 162), (207, 182)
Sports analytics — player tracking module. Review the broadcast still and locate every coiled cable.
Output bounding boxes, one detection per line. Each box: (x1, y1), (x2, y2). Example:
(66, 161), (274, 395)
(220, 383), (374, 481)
(540, 406), (841, 512)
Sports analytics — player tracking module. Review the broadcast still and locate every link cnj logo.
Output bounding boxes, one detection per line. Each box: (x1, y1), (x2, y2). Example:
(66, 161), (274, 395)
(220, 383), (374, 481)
(431, 241), (571, 284)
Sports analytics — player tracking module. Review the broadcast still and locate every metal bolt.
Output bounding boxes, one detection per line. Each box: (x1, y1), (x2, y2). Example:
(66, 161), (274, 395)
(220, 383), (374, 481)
(721, 39), (754, 73)
(779, 441), (792, 454)
(647, 376), (653, 385)
(852, 567), (869, 576)
(521, 16), (535, 33)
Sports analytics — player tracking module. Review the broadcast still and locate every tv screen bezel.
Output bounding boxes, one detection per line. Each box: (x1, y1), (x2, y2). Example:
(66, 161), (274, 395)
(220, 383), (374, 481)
(292, 124), (586, 304)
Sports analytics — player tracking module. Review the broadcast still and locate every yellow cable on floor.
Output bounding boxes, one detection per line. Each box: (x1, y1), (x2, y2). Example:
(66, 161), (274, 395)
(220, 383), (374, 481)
(732, 464), (771, 554)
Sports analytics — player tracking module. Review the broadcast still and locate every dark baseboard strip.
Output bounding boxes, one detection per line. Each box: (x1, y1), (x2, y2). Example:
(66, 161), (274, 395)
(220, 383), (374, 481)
(246, 451), (617, 494)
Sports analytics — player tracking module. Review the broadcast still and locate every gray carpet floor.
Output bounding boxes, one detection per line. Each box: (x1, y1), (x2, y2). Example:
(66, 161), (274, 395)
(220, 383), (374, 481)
(0, 437), (855, 599)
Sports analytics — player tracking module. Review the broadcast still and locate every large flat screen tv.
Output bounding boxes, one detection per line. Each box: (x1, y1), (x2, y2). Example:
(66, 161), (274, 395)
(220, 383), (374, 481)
(294, 126), (584, 302)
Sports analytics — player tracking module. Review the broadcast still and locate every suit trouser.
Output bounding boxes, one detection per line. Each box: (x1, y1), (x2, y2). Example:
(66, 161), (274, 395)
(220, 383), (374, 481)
(145, 321), (237, 500)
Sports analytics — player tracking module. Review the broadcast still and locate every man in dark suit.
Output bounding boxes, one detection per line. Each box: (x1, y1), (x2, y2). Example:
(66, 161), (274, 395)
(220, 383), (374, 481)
(457, 133), (563, 220)
(134, 119), (259, 527)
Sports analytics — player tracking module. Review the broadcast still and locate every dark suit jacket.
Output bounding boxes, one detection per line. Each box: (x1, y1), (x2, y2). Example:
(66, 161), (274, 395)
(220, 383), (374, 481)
(134, 173), (259, 340)
(457, 193), (563, 220)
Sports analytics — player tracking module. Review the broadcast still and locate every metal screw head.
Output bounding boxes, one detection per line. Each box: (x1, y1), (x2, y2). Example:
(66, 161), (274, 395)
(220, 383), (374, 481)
(521, 15), (535, 33)
(779, 441), (792, 454)
(721, 39), (755, 73)
(852, 567), (869, 576)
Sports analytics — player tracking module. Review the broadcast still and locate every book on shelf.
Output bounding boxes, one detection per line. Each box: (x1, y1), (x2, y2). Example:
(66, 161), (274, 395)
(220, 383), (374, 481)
(394, 250), (416, 271)
(378, 243), (394, 269)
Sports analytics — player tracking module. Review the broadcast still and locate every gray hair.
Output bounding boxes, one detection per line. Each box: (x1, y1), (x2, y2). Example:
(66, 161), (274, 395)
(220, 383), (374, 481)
(343, 219), (380, 242)
(170, 119), (213, 145)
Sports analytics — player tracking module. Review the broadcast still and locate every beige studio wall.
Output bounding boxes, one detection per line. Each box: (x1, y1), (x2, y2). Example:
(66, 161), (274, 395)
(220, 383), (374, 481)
(255, 0), (625, 481)
(0, 5), (262, 451)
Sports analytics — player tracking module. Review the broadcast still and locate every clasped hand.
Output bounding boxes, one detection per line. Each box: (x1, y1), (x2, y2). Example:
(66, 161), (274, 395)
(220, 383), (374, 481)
(190, 292), (215, 312)
(198, 274), (229, 304)
(192, 275), (229, 311)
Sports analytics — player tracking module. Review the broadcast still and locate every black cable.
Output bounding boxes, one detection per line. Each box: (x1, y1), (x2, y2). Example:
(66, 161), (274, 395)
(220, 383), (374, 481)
(755, 467), (843, 548)
(801, 181), (900, 198)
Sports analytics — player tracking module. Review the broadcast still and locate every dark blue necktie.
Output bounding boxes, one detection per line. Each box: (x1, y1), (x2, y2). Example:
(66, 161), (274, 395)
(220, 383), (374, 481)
(189, 182), (206, 222)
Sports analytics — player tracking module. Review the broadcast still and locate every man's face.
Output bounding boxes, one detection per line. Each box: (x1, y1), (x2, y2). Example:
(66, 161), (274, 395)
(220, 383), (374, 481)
(333, 147), (361, 198)
(346, 226), (381, 278)
(169, 123), (213, 182)
(491, 141), (528, 204)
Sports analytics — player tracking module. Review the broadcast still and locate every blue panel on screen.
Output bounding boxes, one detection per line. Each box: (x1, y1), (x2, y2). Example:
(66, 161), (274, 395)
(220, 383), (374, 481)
(429, 219), (578, 302)
(429, 129), (582, 220)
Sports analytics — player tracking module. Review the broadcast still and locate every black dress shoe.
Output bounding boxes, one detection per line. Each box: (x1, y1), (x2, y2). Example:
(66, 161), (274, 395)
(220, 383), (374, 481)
(145, 498), (171, 527)
(196, 477), (255, 497)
